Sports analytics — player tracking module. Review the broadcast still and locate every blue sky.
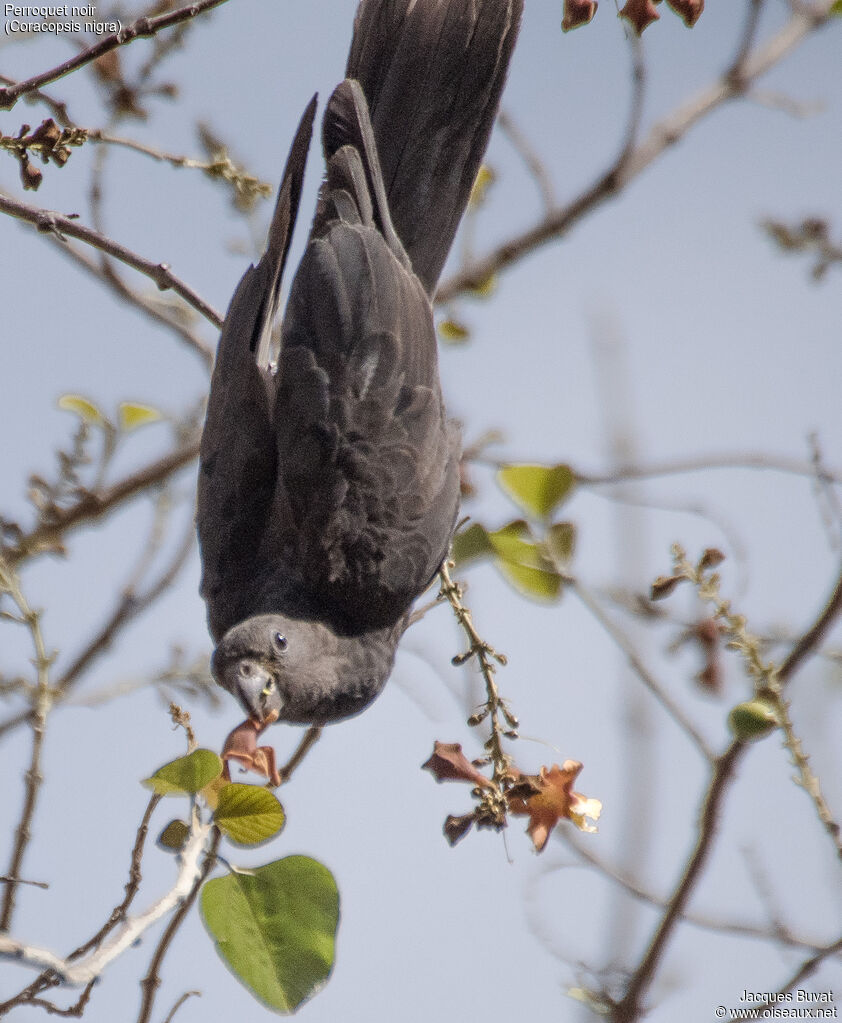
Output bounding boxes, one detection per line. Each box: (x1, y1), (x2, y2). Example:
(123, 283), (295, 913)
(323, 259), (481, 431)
(1, 3), (841, 1021)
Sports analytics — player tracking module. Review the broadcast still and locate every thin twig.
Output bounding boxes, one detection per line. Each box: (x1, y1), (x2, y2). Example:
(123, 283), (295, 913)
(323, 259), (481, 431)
(0, 0), (231, 112)
(136, 827), (221, 1023)
(556, 835), (828, 951)
(436, 2), (834, 304)
(278, 725), (322, 784)
(497, 110), (556, 211)
(4, 437), (200, 566)
(71, 795), (163, 960)
(574, 451), (842, 487)
(88, 130), (271, 204)
(727, 0), (767, 85)
(39, 230), (213, 366)
(54, 509), (196, 701)
(0, 556), (54, 932)
(778, 559), (842, 683)
(17, 980), (95, 1017)
(750, 934), (842, 1015)
(0, 75), (72, 125)
(162, 990), (201, 1023)
(0, 812), (214, 985)
(0, 875), (47, 890)
(612, 555), (842, 1022)
(0, 192), (222, 328)
(568, 575), (715, 761)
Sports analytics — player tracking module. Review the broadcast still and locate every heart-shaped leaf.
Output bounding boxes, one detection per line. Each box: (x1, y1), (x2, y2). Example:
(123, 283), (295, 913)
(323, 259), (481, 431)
(497, 463), (575, 520)
(143, 749), (223, 796)
(201, 856), (339, 1012)
(214, 783), (285, 846)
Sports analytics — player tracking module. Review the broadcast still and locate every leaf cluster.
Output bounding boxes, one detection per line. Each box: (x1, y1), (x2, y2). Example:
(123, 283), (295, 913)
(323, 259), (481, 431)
(144, 749), (339, 1013)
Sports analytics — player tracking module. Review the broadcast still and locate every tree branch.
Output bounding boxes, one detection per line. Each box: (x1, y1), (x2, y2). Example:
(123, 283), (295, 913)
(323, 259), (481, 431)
(40, 230), (213, 366)
(4, 438), (201, 567)
(54, 509), (196, 701)
(568, 575), (715, 761)
(751, 934), (842, 1015)
(0, 556), (54, 933)
(136, 827), (221, 1023)
(0, 0), (231, 112)
(436, 2), (835, 304)
(0, 192), (222, 329)
(556, 834), (828, 952)
(612, 555), (842, 1022)
(0, 811), (213, 986)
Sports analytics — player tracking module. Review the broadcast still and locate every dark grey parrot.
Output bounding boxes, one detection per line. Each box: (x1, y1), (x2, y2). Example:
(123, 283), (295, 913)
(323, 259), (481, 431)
(198, 0), (523, 727)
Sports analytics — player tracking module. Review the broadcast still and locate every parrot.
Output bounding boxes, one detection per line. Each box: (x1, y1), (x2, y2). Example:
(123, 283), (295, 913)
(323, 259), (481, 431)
(197, 0), (523, 729)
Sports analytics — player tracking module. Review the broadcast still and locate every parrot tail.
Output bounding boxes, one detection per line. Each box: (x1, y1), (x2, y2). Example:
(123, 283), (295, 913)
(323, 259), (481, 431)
(344, 0), (523, 296)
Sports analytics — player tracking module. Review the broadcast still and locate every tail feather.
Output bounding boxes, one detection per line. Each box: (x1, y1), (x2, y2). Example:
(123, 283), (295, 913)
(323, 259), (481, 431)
(346, 0), (523, 294)
(319, 79), (408, 269)
(253, 94), (317, 369)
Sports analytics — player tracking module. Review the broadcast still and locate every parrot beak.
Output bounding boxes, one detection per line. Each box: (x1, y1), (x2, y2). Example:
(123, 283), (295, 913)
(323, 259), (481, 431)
(222, 658), (283, 724)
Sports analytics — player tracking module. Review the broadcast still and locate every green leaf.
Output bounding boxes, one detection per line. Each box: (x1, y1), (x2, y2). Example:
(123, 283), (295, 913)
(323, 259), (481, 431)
(143, 749), (223, 796)
(118, 402), (162, 431)
(469, 164), (495, 207)
(728, 699), (779, 741)
(496, 559), (564, 601)
(214, 784), (285, 846)
(437, 318), (471, 343)
(157, 819), (190, 852)
(468, 273), (497, 297)
(831, 0), (842, 14)
(497, 463), (575, 520)
(547, 521), (576, 566)
(487, 520), (541, 566)
(57, 394), (105, 426)
(487, 522), (564, 602)
(201, 856), (339, 1013)
(451, 523), (493, 566)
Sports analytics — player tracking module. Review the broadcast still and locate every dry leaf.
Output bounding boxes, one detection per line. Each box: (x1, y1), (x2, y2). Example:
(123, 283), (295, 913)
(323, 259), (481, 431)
(422, 741), (493, 788)
(508, 760), (601, 852)
(222, 714), (281, 787)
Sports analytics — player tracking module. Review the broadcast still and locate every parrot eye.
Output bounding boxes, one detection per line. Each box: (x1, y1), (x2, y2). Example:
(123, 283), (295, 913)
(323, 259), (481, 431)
(273, 632), (288, 652)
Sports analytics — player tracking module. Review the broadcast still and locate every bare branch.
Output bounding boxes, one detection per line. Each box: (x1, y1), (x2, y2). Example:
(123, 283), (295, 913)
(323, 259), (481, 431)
(38, 230), (213, 366)
(612, 555), (842, 1022)
(278, 725), (323, 785)
(568, 575), (715, 761)
(575, 450), (842, 487)
(0, 192), (222, 328)
(750, 934), (842, 1015)
(612, 740), (745, 1023)
(5, 438), (200, 566)
(54, 509), (196, 701)
(778, 558), (842, 684)
(0, 811), (213, 986)
(68, 795), (163, 961)
(136, 827), (221, 1023)
(0, 0), (231, 113)
(162, 990), (201, 1023)
(88, 130), (272, 206)
(436, 2), (835, 304)
(0, 75), (72, 125)
(497, 110), (556, 211)
(0, 556), (54, 932)
(557, 834), (828, 952)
